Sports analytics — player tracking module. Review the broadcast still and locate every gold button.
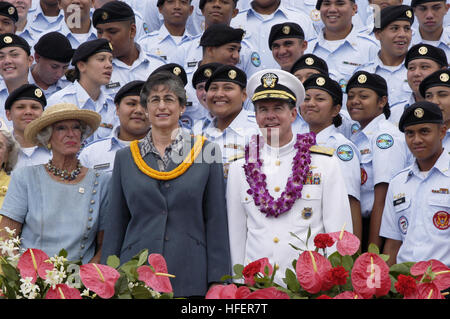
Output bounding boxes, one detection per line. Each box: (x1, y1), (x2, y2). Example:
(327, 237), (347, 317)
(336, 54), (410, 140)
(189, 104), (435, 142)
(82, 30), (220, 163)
(306, 194), (310, 198)
(245, 197), (248, 201)
(273, 237), (279, 243)
(274, 186), (280, 192)
(275, 160), (281, 166)
(274, 263), (279, 270)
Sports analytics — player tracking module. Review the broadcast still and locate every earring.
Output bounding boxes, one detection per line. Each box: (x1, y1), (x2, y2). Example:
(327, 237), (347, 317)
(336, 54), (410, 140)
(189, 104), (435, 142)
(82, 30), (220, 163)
(47, 143), (52, 150)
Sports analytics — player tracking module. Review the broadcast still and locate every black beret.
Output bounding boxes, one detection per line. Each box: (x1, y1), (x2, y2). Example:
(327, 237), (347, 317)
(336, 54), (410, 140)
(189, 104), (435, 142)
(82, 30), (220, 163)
(114, 80), (145, 105)
(419, 69), (450, 98)
(268, 22), (304, 50)
(346, 71), (388, 97)
(199, 0), (238, 10)
(304, 73), (342, 106)
(411, 0), (446, 7)
(290, 54), (328, 75)
(93, 1), (135, 27)
(192, 62), (223, 88)
(150, 63), (187, 86)
(0, 2), (18, 22)
(398, 101), (443, 132)
(0, 33), (30, 55)
(5, 84), (46, 110)
(405, 43), (448, 68)
(200, 24), (244, 47)
(373, 5), (414, 31)
(72, 39), (113, 66)
(316, 0), (354, 10)
(34, 32), (74, 63)
(205, 65), (247, 91)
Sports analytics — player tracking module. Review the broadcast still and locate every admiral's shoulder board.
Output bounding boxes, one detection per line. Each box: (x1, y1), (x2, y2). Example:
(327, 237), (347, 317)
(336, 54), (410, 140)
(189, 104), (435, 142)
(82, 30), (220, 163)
(309, 145), (334, 156)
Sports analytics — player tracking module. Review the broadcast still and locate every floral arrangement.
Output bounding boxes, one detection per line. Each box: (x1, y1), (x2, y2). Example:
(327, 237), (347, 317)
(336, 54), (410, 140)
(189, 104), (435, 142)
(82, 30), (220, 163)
(206, 226), (450, 299)
(0, 227), (174, 299)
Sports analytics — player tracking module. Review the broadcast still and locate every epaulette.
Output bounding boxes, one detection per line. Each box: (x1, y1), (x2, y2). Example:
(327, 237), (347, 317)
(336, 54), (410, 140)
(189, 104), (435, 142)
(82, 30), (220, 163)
(228, 153), (245, 162)
(309, 145), (334, 156)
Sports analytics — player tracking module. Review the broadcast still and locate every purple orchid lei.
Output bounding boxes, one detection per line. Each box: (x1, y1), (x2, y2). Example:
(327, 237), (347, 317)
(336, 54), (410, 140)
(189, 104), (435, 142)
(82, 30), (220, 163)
(243, 132), (316, 218)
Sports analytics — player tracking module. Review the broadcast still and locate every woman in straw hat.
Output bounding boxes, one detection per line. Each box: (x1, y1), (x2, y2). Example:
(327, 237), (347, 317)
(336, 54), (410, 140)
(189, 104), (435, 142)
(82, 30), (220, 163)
(0, 103), (110, 264)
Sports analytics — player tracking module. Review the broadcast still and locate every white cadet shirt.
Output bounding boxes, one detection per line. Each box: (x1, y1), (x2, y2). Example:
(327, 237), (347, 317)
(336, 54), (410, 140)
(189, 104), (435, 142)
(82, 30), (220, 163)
(230, 3), (317, 70)
(350, 113), (412, 217)
(226, 134), (353, 285)
(26, 4), (64, 36)
(0, 81), (12, 129)
(47, 81), (118, 144)
(380, 151), (450, 266)
(306, 26), (379, 92)
(202, 109), (260, 179)
(316, 125), (361, 200)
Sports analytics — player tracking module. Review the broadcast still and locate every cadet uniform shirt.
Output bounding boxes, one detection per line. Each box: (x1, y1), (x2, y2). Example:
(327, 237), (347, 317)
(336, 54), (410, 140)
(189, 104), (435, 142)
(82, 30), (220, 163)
(357, 55), (412, 106)
(47, 81), (117, 144)
(226, 134), (353, 285)
(26, 4), (64, 35)
(316, 125), (361, 200)
(14, 145), (51, 170)
(43, 21), (98, 50)
(411, 26), (450, 64)
(27, 69), (71, 100)
(444, 129), (450, 155)
(306, 27), (379, 93)
(380, 151), (450, 265)
(230, 3), (318, 70)
(389, 94), (416, 127)
(202, 109), (260, 179)
(350, 113), (412, 217)
(0, 80), (12, 129)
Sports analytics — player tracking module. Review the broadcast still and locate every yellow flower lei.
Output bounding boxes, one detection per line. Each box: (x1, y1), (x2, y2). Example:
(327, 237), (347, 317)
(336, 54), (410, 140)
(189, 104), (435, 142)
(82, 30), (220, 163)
(130, 135), (207, 180)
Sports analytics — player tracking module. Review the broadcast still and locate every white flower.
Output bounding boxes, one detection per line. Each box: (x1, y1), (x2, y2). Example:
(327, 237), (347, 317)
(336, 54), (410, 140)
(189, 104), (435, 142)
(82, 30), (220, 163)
(4, 227), (16, 237)
(0, 239), (19, 257)
(48, 255), (67, 268)
(19, 277), (40, 299)
(44, 268), (67, 289)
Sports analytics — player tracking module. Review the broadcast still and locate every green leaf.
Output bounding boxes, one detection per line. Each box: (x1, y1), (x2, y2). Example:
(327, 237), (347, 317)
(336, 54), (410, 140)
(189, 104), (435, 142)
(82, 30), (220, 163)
(137, 250), (149, 267)
(283, 268), (300, 292)
(289, 243), (303, 251)
(233, 264), (244, 277)
(328, 251), (342, 268)
(368, 243), (380, 255)
(132, 285), (153, 299)
(106, 255), (120, 269)
(389, 262), (415, 277)
(119, 260), (139, 281)
(306, 226), (312, 247)
(114, 275), (130, 295)
(58, 249), (68, 258)
(380, 254), (390, 262)
(342, 255), (353, 271)
(0, 264), (19, 281)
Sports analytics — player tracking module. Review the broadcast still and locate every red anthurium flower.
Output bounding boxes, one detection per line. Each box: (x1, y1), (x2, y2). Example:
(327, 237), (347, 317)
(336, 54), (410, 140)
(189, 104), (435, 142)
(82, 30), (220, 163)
(329, 226), (360, 256)
(242, 258), (273, 286)
(137, 253), (174, 293)
(244, 287), (290, 299)
(17, 248), (54, 283)
(313, 234), (335, 250)
(394, 274), (418, 299)
(351, 252), (391, 299)
(45, 283), (82, 299)
(417, 282), (444, 299)
(205, 284), (238, 299)
(411, 260), (450, 291)
(296, 250), (333, 294)
(333, 291), (364, 299)
(79, 263), (120, 299)
(316, 294), (333, 299)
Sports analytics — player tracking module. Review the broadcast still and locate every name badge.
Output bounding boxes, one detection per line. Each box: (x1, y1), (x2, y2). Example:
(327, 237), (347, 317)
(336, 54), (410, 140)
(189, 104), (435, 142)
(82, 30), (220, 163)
(187, 61), (198, 68)
(393, 197), (406, 206)
(106, 82), (120, 89)
(94, 163), (110, 170)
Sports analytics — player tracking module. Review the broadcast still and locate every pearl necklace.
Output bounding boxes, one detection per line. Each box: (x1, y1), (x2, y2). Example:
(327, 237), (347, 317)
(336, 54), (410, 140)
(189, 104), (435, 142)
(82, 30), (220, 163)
(45, 159), (82, 181)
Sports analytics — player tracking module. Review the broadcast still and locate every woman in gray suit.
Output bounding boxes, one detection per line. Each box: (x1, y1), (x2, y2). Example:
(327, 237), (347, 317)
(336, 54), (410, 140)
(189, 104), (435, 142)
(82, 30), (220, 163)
(101, 71), (231, 297)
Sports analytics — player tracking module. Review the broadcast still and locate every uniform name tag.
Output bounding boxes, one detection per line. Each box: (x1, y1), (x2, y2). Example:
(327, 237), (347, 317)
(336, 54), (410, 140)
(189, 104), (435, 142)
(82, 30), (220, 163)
(393, 197), (405, 206)
(94, 163), (110, 170)
(106, 82), (120, 89)
(186, 101), (193, 107)
(187, 61), (198, 68)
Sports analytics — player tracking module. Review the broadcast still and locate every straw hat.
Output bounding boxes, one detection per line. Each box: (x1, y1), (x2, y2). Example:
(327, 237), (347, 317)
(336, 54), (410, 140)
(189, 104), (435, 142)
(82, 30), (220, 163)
(24, 103), (101, 145)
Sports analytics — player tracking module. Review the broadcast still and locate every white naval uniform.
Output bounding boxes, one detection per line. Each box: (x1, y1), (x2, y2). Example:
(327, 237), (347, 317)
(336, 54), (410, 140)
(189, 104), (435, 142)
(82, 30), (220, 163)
(380, 150), (450, 266)
(226, 135), (353, 285)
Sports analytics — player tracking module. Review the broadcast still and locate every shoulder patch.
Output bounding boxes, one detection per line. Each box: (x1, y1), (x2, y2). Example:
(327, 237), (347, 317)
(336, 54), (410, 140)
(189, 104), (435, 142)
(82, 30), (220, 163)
(376, 133), (394, 149)
(310, 145), (335, 156)
(336, 144), (354, 161)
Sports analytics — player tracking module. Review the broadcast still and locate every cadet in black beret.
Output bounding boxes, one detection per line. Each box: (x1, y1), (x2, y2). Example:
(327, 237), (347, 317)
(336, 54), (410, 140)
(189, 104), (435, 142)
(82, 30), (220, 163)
(34, 32), (74, 64)
(92, 1), (135, 28)
(398, 101), (443, 132)
(114, 80), (145, 105)
(205, 65), (247, 91)
(304, 73), (342, 106)
(268, 22), (305, 49)
(71, 38), (113, 66)
(0, 2), (18, 34)
(373, 5), (414, 31)
(290, 54), (329, 83)
(419, 69), (450, 98)
(150, 63), (188, 87)
(192, 63), (223, 89)
(200, 24), (244, 48)
(199, 0), (238, 10)
(0, 33), (30, 56)
(404, 43), (448, 69)
(5, 84), (46, 110)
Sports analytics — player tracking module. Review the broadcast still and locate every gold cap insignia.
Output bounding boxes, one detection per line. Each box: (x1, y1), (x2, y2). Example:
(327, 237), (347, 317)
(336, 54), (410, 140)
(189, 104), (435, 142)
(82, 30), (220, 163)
(108, 42), (113, 51)
(418, 46), (428, 55)
(3, 36), (12, 44)
(228, 70), (237, 80)
(8, 6), (15, 15)
(34, 88), (43, 98)
(414, 108), (424, 118)
(204, 68), (212, 78)
(102, 11), (108, 20)
(440, 73), (449, 83)
(173, 67), (181, 76)
(316, 77), (326, 86)
(305, 57), (314, 66)
(262, 73), (278, 88)
(406, 10), (412, 18)
(282, 25), (290, 35)
(357, 74), (367, 84)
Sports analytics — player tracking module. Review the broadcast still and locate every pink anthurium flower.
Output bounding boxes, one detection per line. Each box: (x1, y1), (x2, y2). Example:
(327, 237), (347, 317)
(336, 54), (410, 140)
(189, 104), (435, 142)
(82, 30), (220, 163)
(351, 253), (391, 299)
(137, 254), (174, 293)
(296, 250), (333, 294)
(416, 282), (445, 299)
(17, 248), (54, 283)
(244, 287), (290, 299)
(333, 291), (365, 299)
(45, 283), (82, 299)
(329, 224), (360, 256)
(205, 284), (239, 299)
(79, 263), (120, 299)
(411, 260), (450, 291)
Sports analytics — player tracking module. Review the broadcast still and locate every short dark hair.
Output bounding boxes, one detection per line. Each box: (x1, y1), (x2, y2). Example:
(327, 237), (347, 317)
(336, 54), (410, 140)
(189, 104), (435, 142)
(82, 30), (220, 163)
(141, 71), (187, 108)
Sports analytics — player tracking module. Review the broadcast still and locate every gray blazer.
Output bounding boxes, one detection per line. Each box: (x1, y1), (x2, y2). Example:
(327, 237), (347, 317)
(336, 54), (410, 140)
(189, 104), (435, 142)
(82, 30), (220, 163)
(101, 139), (231, 297)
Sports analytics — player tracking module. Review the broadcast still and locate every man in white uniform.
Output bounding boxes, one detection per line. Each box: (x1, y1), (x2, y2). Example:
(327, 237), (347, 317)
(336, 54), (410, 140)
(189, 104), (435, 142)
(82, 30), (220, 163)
(226, 69), (353, 285)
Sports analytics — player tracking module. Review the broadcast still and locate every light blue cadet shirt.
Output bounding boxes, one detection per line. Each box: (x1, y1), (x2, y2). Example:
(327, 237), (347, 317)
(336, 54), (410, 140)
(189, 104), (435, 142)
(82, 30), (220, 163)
(42, 21), (98, 50)
(103, 44), (167, 98)
(389, 94), (416, 128)
(47, 81), (118, 144)
(306, 27), (379, 93)
(0, 166), (110, 263)
(380, 150), (450, 265)
(350, 113), (413, 217)
(27, 68), (71, 100)
(26, 3), (64, 37)
(316, 124), (362, 201)
(14, 145), (51, 170)
(444, 128), (450, 155)
(230, 2), (318, 70)
(0, 80), (12, 129)
(411, 26), (450, 64)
